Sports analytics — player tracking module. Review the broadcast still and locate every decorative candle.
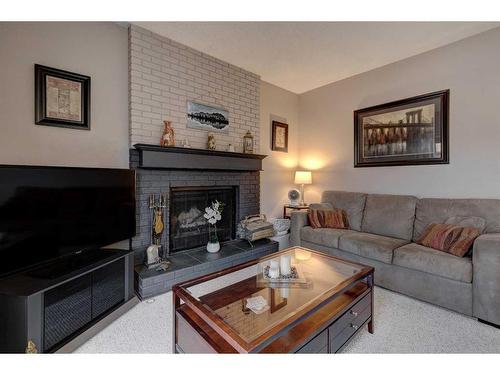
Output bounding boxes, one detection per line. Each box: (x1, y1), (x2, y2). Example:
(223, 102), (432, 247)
(268, 259), (280, 279)
(295, 248), (312, 261)
(280, 287), (290, 299)
(280, 255), (292, 276)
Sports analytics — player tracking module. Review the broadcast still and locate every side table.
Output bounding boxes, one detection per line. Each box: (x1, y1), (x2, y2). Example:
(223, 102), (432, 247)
(283, 204), (309, 219)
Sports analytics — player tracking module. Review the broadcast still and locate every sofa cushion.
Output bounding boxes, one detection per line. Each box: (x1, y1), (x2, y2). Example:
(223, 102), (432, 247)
(300, 226), (354, 249)
(361, 194), (417, 240)
(309, 202), (333, 210)
(413, 198), (500, 241)
(393, 243), (473, 283)
(321, 191), (367, 231)
(444, 216), (487, 233)
(338, 232), (408, 264)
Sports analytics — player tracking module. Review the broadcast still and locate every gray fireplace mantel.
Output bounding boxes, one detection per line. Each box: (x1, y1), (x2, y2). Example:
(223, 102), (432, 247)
(133, 144), (267, 171)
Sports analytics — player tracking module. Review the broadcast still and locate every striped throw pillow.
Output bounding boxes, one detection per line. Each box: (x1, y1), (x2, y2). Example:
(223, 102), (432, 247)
(416, 223), (481, 257)
(308, 208), (350, 230)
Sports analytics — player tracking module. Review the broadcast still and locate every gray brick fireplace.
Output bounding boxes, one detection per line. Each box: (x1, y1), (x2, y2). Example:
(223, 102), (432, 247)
(130, 145), (279, 299)
(130, 148), (260, 263)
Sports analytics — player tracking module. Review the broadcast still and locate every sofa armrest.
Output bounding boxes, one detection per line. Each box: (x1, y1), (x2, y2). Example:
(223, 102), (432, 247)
(472, 233), (500, 325)
(290, 211), (309, 246)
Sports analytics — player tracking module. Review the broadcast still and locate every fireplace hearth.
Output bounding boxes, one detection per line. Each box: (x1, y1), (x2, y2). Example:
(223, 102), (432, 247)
(169, 186), (237, 255)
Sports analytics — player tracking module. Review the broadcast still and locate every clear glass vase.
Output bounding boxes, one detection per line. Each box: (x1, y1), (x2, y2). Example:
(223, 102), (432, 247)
(207, 224), (220, 253)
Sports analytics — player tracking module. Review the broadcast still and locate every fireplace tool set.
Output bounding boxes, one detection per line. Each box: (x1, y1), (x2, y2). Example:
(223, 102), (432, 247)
(145, 193), (170, 270)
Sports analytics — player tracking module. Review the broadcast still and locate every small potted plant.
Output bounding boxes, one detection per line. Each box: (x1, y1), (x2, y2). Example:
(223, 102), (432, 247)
(204, 200), (224, 253)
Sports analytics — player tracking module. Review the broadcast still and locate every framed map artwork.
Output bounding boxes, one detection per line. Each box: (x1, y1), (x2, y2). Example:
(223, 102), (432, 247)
(271, 120), (288, 152)
(35, 64), (91, 130)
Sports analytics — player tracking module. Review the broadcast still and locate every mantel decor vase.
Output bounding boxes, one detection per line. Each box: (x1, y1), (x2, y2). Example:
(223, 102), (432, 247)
(161, 120), (175, 147)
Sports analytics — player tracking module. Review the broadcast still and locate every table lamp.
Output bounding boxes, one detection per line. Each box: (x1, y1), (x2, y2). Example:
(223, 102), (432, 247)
(294, 170), (312, 206)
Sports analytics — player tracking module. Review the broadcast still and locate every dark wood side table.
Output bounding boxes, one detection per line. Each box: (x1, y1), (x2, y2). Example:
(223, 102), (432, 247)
(283, 204), (310, 219)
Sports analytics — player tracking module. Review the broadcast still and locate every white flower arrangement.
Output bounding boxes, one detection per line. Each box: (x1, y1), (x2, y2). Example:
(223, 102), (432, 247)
(204, 200), (224, 243)
(204, 200), (223, 224)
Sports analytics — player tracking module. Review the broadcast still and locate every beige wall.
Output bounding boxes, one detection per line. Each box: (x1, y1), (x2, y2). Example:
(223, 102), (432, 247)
(298, 27), (500, 203)
(2, 22), (500, 216)
(0, 22), (129, 168)
(260, 81), (300, 219)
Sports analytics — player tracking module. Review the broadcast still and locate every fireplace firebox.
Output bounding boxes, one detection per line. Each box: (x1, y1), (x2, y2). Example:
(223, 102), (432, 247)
(169, 186), (237, 254)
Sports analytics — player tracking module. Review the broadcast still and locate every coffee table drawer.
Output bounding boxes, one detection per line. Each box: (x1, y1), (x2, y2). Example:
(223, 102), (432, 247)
(328, 292), (371, 338)
(296, 330), (328, 353)
(330, 303), (371, 353)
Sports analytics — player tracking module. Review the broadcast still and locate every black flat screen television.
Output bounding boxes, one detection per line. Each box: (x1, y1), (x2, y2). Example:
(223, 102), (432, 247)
(0, 165), (136, 278)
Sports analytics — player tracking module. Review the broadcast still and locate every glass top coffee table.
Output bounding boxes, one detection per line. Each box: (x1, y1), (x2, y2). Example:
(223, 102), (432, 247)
(173, 246), (374, 353)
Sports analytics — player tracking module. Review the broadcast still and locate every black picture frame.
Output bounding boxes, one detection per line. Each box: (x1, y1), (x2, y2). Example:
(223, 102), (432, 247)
(271, 120), (289, 152)
(354, 90), (449, 167)
(35, 64), (91, 130)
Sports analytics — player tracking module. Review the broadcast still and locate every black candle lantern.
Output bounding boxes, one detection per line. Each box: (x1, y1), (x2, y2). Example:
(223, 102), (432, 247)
(243, 130), (254, 154)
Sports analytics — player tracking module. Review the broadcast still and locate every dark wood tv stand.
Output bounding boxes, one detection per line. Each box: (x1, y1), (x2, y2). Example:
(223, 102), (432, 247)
(0, 248), (135, 353)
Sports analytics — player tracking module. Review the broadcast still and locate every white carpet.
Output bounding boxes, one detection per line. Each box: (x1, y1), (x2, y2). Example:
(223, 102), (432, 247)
(75, 267), (500, 353)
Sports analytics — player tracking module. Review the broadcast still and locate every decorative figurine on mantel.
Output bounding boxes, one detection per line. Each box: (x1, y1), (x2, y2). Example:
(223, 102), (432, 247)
(207, 133), (216, 150)
(243, 130), (254, 154)
(161, 120), (175, 147)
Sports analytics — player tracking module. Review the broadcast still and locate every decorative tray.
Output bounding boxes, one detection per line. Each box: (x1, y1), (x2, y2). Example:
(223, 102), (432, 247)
(262, 264), (308, 284)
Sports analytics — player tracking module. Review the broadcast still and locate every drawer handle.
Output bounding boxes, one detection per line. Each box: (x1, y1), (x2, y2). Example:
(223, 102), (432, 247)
(350, 323), (359, 330)
(350, 310), (358, 317)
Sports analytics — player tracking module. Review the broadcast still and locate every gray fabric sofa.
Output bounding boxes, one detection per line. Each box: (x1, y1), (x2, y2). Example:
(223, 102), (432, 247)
(290, 190), (500, 326)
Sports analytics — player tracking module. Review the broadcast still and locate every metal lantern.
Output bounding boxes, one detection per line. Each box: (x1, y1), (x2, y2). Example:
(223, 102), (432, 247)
(243, 130), (254, 154)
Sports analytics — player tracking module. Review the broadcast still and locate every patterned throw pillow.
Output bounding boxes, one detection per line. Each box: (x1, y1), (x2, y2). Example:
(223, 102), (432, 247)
(308, 208), (350, 230)
(416, 223), (481, 257)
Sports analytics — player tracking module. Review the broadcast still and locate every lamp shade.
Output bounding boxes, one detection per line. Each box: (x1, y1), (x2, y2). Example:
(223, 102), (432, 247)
(294, 171), (312, 185)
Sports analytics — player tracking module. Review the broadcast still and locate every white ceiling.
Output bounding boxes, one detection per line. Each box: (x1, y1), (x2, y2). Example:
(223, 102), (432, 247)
(134, 22), (499, 94)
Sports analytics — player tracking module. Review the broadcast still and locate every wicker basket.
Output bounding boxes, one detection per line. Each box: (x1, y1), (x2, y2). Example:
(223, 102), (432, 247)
(271, 218), (291, 235)
(237, 214), (275, 243)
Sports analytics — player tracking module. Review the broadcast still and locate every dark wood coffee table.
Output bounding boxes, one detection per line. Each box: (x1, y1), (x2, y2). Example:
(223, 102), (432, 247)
(173, 246), (374, 353)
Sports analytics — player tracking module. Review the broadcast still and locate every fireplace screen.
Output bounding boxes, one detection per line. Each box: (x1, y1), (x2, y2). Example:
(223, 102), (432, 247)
(169, 186), (237, 253)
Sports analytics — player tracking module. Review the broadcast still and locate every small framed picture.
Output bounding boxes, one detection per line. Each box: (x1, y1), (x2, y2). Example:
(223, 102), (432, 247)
(35, 64), (91, 130)
(271, 120), (288, 152)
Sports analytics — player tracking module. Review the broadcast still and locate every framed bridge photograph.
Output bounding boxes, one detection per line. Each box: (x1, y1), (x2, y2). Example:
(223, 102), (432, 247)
(354, 90), (449, 167)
